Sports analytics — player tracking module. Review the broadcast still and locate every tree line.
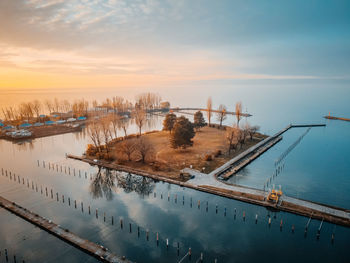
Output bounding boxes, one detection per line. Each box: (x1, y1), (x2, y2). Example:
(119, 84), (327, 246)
(1, 92), (163, 124)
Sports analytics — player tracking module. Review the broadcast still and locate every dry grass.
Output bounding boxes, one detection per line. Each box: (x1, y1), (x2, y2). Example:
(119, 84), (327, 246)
(110, 126), (266, 179)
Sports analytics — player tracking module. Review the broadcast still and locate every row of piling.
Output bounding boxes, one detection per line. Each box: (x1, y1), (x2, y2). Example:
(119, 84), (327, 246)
(38, 160), (94, 181)
(275, 127), (311, 166)
(264, 162), (285, 190)
(1, 167), (336, 243)
(0, 168), (215, 260)
(0, 249), (25, 263)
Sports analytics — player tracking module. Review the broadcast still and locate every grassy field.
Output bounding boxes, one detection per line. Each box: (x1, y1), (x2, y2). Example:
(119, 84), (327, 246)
(110, 126), (266, 180)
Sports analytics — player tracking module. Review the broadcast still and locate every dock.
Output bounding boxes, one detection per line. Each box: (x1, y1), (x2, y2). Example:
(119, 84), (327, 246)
(0, 196), (133, 263)
(169, 107), (252, 117)
(324, 115), (350, 122)
(67, 151), (350, 227)
(220, 136), (283, 179)
(213, 123), (325, 179)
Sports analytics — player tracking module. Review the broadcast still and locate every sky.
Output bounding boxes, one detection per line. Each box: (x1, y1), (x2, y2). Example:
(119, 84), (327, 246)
(0, 0), (349, 89)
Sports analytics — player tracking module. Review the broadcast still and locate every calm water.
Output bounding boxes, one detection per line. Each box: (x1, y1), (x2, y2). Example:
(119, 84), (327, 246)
(0, 84), (350, 262)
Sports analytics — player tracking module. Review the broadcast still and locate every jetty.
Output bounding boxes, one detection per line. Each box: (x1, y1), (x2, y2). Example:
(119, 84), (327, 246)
(324, 115), (350, 122)
(169, 107), (252, 117)
(0, 196), (133, 263)
(67, 137), (350, 227)
(213, 123), (325, 179)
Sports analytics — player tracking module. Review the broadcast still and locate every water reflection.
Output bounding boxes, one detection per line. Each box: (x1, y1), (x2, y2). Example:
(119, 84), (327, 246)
(90, 168), (116, 200)
(90, 168), (155, 200)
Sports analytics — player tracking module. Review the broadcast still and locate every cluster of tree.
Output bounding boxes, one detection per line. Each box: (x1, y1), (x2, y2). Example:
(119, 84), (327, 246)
(118, 137), (155, 163)
(1, 98), (90, 122)
(87, 116), (123, 155)
(206, 97), (243, 127)
(94, 96), (133, 113)
(87, 115), (155, 163)
(135, 92), (162, 110)
(226, 123), (260, 153)
(163, 113), (196, 149)
(1, 92), (164, 123)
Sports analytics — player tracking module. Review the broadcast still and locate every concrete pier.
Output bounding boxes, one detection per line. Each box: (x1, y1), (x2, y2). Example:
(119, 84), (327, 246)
(67, 153), (349, 227)
(213, 123), (325, 179)
(0, 196), (133, 263)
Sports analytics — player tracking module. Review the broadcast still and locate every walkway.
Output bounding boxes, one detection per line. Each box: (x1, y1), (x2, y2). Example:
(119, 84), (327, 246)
(0, 196), (133, 263)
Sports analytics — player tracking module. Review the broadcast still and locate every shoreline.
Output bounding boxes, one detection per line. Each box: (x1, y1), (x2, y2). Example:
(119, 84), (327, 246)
(0, 124), (83, 141)
(67, 153), (350, 227)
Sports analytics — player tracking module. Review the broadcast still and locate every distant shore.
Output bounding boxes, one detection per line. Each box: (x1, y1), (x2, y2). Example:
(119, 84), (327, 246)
(0, 123), (83, 141)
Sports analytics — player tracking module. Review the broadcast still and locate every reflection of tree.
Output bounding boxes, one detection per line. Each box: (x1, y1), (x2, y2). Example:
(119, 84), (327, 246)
(15, 140), (35, 151)
(90, 167), (116, 200)
(146, 114), (159, 130)
(115, 173), (155, 196)
(89, 168), (155, 200)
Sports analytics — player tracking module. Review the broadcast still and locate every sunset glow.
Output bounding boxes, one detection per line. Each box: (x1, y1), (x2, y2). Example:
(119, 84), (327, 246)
(1, 0), (349, 90)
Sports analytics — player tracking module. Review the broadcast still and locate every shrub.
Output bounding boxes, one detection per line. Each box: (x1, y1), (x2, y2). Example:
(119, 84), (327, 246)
(214, 150), (222, 157)
(86, 144), (97, 156)
(204, 154), (212, 161)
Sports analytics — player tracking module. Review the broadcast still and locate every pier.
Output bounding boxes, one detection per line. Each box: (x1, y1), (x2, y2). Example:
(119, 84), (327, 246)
(0, 196), (133, 263)
(213, 123), (325, 179)
(67, 156), (350, 227)
(324, 115), (350, 122)
(169, 107), (252, 117)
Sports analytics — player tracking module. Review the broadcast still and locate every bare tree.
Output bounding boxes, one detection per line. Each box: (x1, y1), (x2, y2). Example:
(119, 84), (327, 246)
(235, 101), (242, 127)
(226, 127), (239, 154)
(134, 137), (155, 163)
(100, 118), (112, 153)
(105, 114), (119, 139)
(32, 100), (42, 121)
(62, 100), (71, 113)
(53, 97), (60, 113)
(206, 97), (213, 126)
(87, 121), (103, 152)
(135, 92), (161, 110)
(133, 108), (146, 135)
(235, 127), (246, 149)
(245, 123), (260, 140)
(44, 99), (53, 115)
(216, 104), (227, 128)
(19, 102), (34, 121)
(112, 96), (124, 114)
(120, 117), (129, 137)
(119, 139), (136, 161)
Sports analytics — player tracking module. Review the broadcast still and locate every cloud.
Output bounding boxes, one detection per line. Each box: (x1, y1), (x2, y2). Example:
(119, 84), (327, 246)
(0, 0), (349, 87)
